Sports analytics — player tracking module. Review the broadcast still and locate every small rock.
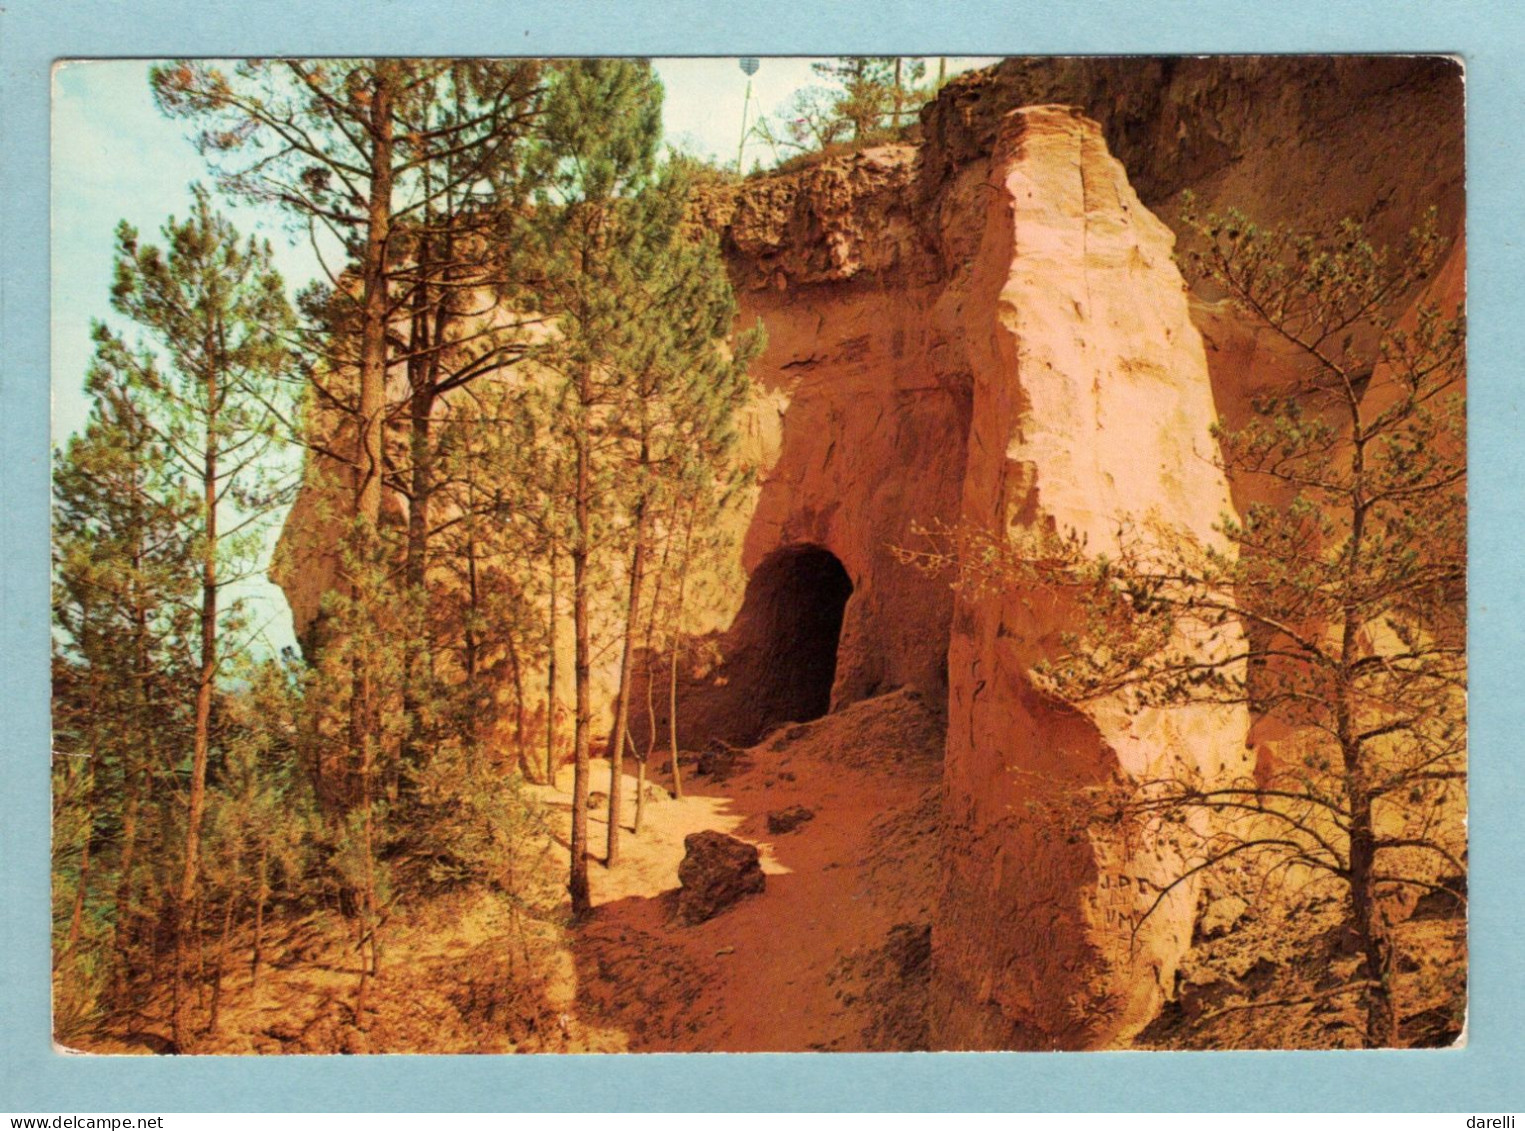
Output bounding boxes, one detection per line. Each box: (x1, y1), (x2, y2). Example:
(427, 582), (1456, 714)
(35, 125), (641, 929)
(767, 805), (816, 835)
(587, 791), (608, 811)
(677, 830), (766, 924)
(697, 746), (746, 780)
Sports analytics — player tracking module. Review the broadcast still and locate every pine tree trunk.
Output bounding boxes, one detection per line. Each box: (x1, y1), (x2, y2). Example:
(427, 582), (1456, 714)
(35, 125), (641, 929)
(506, 632), (529, 777)
(353, 911), (371, 1032)
(465, 534), (481, 684)
(352, 800), (380, 1032)
(667, 635), (684, 800)
(642, 492), (678, 770)
(546, 536), (560, 785)
(644, 659), (660, 788)
(667, 504), (697, 800)
(632, 730), (647, 836)
(569, 378), (593, 916)
(116, 574), (154, 1002)
(645, 576), (666, 765)
(355, 65), (396, 529)
(1348, 790), (1397, 1047)
(344, 64), (396, 885)
(464, 524), (486, 756)
(401, 211), (454, 798)
(605, 510), (648, 868)
(175, 359), (220, 1052)
(251, 840), (268, 988)
(400, 374), (436, 800)
(360, 727), (381, 994)
(1335, 400), (1393, 1047)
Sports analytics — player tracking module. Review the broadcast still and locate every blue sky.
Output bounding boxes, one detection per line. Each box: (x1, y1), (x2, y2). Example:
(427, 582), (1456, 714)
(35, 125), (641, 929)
(50, 57), (997, 654)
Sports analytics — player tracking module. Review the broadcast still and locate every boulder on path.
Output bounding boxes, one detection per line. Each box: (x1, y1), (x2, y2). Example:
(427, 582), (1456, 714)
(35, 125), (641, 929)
(677, 831), (765, 924)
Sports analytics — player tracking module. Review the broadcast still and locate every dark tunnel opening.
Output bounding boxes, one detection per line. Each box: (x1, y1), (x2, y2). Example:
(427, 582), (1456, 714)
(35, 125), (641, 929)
(733, 544), (854, 736)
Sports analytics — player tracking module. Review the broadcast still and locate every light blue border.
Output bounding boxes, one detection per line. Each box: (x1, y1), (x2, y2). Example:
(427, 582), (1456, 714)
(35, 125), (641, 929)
(4, 0), (1521, 1113)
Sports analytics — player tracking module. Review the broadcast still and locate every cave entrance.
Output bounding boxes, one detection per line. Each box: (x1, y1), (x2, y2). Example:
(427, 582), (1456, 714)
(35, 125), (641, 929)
(733, 544), (854, 736)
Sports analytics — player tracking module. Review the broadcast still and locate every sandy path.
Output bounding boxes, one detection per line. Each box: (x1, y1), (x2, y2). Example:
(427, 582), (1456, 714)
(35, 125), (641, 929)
(529, 689), (943, 1052)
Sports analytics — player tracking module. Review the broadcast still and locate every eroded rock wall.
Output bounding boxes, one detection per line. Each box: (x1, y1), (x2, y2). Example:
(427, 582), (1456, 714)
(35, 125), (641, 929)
(923, 55), (1465, 454)
(659, 148), (972, 746)
(921, 56), (1463, 256)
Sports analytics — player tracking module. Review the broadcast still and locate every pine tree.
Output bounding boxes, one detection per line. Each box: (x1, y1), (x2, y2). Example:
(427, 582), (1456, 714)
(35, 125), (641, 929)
(296, 532), (411, 1020)
(99, 190), (296, 1047)
(518, 62), (762, 893)
(758, 86), (852, 157)
(597, 159), (760, 866)
(200, 657), (313, 1034)
(152, 60), (545, 530)
(427, 375), (548, 776)
(1175, 204), (1466, 1046)
(809, 57), (927, 141)
(153, 60), (390, 530)
(52, 359), (197, 1034)
(153, 60), (549, 807)
(210, 658), (313, 995)
(378, 62), (545, 793)
(886, 57), (928, 131)
(519, 58), (663, 912)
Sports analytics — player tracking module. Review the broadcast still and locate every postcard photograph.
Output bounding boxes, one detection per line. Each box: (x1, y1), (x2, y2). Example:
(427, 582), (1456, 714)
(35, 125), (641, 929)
(49, 55), (1466, 1055)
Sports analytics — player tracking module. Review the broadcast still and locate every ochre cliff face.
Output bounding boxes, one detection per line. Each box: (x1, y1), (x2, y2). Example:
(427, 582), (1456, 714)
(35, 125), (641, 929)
(921, 55), (1464, 469)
